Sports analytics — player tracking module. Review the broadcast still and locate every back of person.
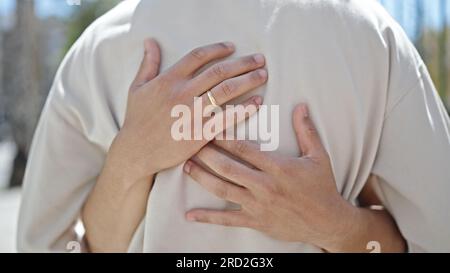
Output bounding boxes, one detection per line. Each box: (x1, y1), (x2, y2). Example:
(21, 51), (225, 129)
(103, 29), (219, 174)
(18, 0), (450, 252)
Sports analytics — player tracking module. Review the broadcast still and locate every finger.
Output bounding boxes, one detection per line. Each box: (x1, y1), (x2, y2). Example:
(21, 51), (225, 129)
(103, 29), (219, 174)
(201, 69), (268, 107)
(213, 140), (276, 172)
(186, 209), (251, 228)
(195, 146), (263, 191)
(188, 54), (265, 97)
(292, 104), (325, 157)
(130, 38), (161, 90)
(184, 160), (251, 204)
(170, 42), (235, 77)
(203, 96), (262, 140)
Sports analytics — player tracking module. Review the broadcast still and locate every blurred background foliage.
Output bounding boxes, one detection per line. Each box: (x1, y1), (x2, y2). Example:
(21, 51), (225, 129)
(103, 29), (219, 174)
(0, 0), (449, 189)
(0, 0), (120, 188)
(63, 0), (120, 54)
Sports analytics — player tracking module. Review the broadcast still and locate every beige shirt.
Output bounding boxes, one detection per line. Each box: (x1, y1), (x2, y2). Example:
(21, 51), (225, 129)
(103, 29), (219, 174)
(18, 0), (450, 252)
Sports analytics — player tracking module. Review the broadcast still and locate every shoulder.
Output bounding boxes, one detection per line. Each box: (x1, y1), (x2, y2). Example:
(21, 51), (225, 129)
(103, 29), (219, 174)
(67, 0), (140, 62)
(283, 0), (423, 106)
(52, 0), (140, 93)
(272, 0), (410, 43)
(77, 0), (140, 46)
(47, 1), (141, 130)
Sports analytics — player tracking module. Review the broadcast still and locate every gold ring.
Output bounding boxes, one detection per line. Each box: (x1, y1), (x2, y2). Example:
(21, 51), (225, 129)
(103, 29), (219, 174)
(207, 91), (219, 107)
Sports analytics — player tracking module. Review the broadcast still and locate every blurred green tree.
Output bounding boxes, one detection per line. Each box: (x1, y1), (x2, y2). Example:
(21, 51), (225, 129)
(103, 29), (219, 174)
(417, 26), (450, 109)
(63, 0), (121, 54)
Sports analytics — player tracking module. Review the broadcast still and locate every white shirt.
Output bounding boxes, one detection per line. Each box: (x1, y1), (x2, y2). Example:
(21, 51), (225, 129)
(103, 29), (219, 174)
(18, 0), (450, 252)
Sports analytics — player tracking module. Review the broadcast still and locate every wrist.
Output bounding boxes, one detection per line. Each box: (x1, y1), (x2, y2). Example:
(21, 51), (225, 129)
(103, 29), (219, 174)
(104, 132), (157, 191)
(318, 201), (365, 253)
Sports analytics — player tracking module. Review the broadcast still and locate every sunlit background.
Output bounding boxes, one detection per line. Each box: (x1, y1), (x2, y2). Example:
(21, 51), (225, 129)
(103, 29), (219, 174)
(0, 0), (448, 252)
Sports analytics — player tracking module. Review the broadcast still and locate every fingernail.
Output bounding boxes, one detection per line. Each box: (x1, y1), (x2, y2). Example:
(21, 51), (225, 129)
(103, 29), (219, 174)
(301, 104), (309, 118)
(224, 42), (235, 50)
(253, 96), (263, 105)
(258, 69), (268, 79)
(253, 54), (265, 65)
(184, 161), (192, 174)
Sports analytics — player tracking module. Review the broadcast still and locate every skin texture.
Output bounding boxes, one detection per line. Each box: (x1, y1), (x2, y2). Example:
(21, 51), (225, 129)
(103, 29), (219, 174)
(82, 38), (406, 253)
(184, 105), (406, 253)
(82, 39), (267, 252)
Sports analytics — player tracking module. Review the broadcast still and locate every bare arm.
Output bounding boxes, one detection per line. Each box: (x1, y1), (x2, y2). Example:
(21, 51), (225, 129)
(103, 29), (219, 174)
(82, 153), (154, 252)
(82, 172), (154, 252)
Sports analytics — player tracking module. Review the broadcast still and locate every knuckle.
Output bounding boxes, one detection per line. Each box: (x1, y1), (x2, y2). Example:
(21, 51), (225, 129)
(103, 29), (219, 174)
(190, 47), (207, 61)
(215, 186), (229, 200)
(235, 141), (248, 155)
(222, 164), (243, 181)
(220, 218), (232, 227)
(219, 80), (235, 97)
(220, 163), (240, 181)
(211, 64), (228, 78)
(307, 124), (317, 136)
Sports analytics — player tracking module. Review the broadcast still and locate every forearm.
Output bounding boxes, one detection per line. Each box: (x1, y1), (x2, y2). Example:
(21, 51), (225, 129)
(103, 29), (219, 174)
(82, 159), (154, 253)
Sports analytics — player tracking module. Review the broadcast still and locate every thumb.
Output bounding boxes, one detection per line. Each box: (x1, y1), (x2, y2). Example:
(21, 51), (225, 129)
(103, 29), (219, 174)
(131, 38), (161, 90)
(292, 104), (325, 157)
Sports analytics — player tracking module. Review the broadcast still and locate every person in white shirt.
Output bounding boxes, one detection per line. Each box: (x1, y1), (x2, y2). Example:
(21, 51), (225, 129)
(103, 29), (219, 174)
(18, 0), (450, 253)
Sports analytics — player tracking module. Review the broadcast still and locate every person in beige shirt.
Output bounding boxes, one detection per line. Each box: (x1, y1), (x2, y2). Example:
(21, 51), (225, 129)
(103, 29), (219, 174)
(18, 0), (450, 253)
